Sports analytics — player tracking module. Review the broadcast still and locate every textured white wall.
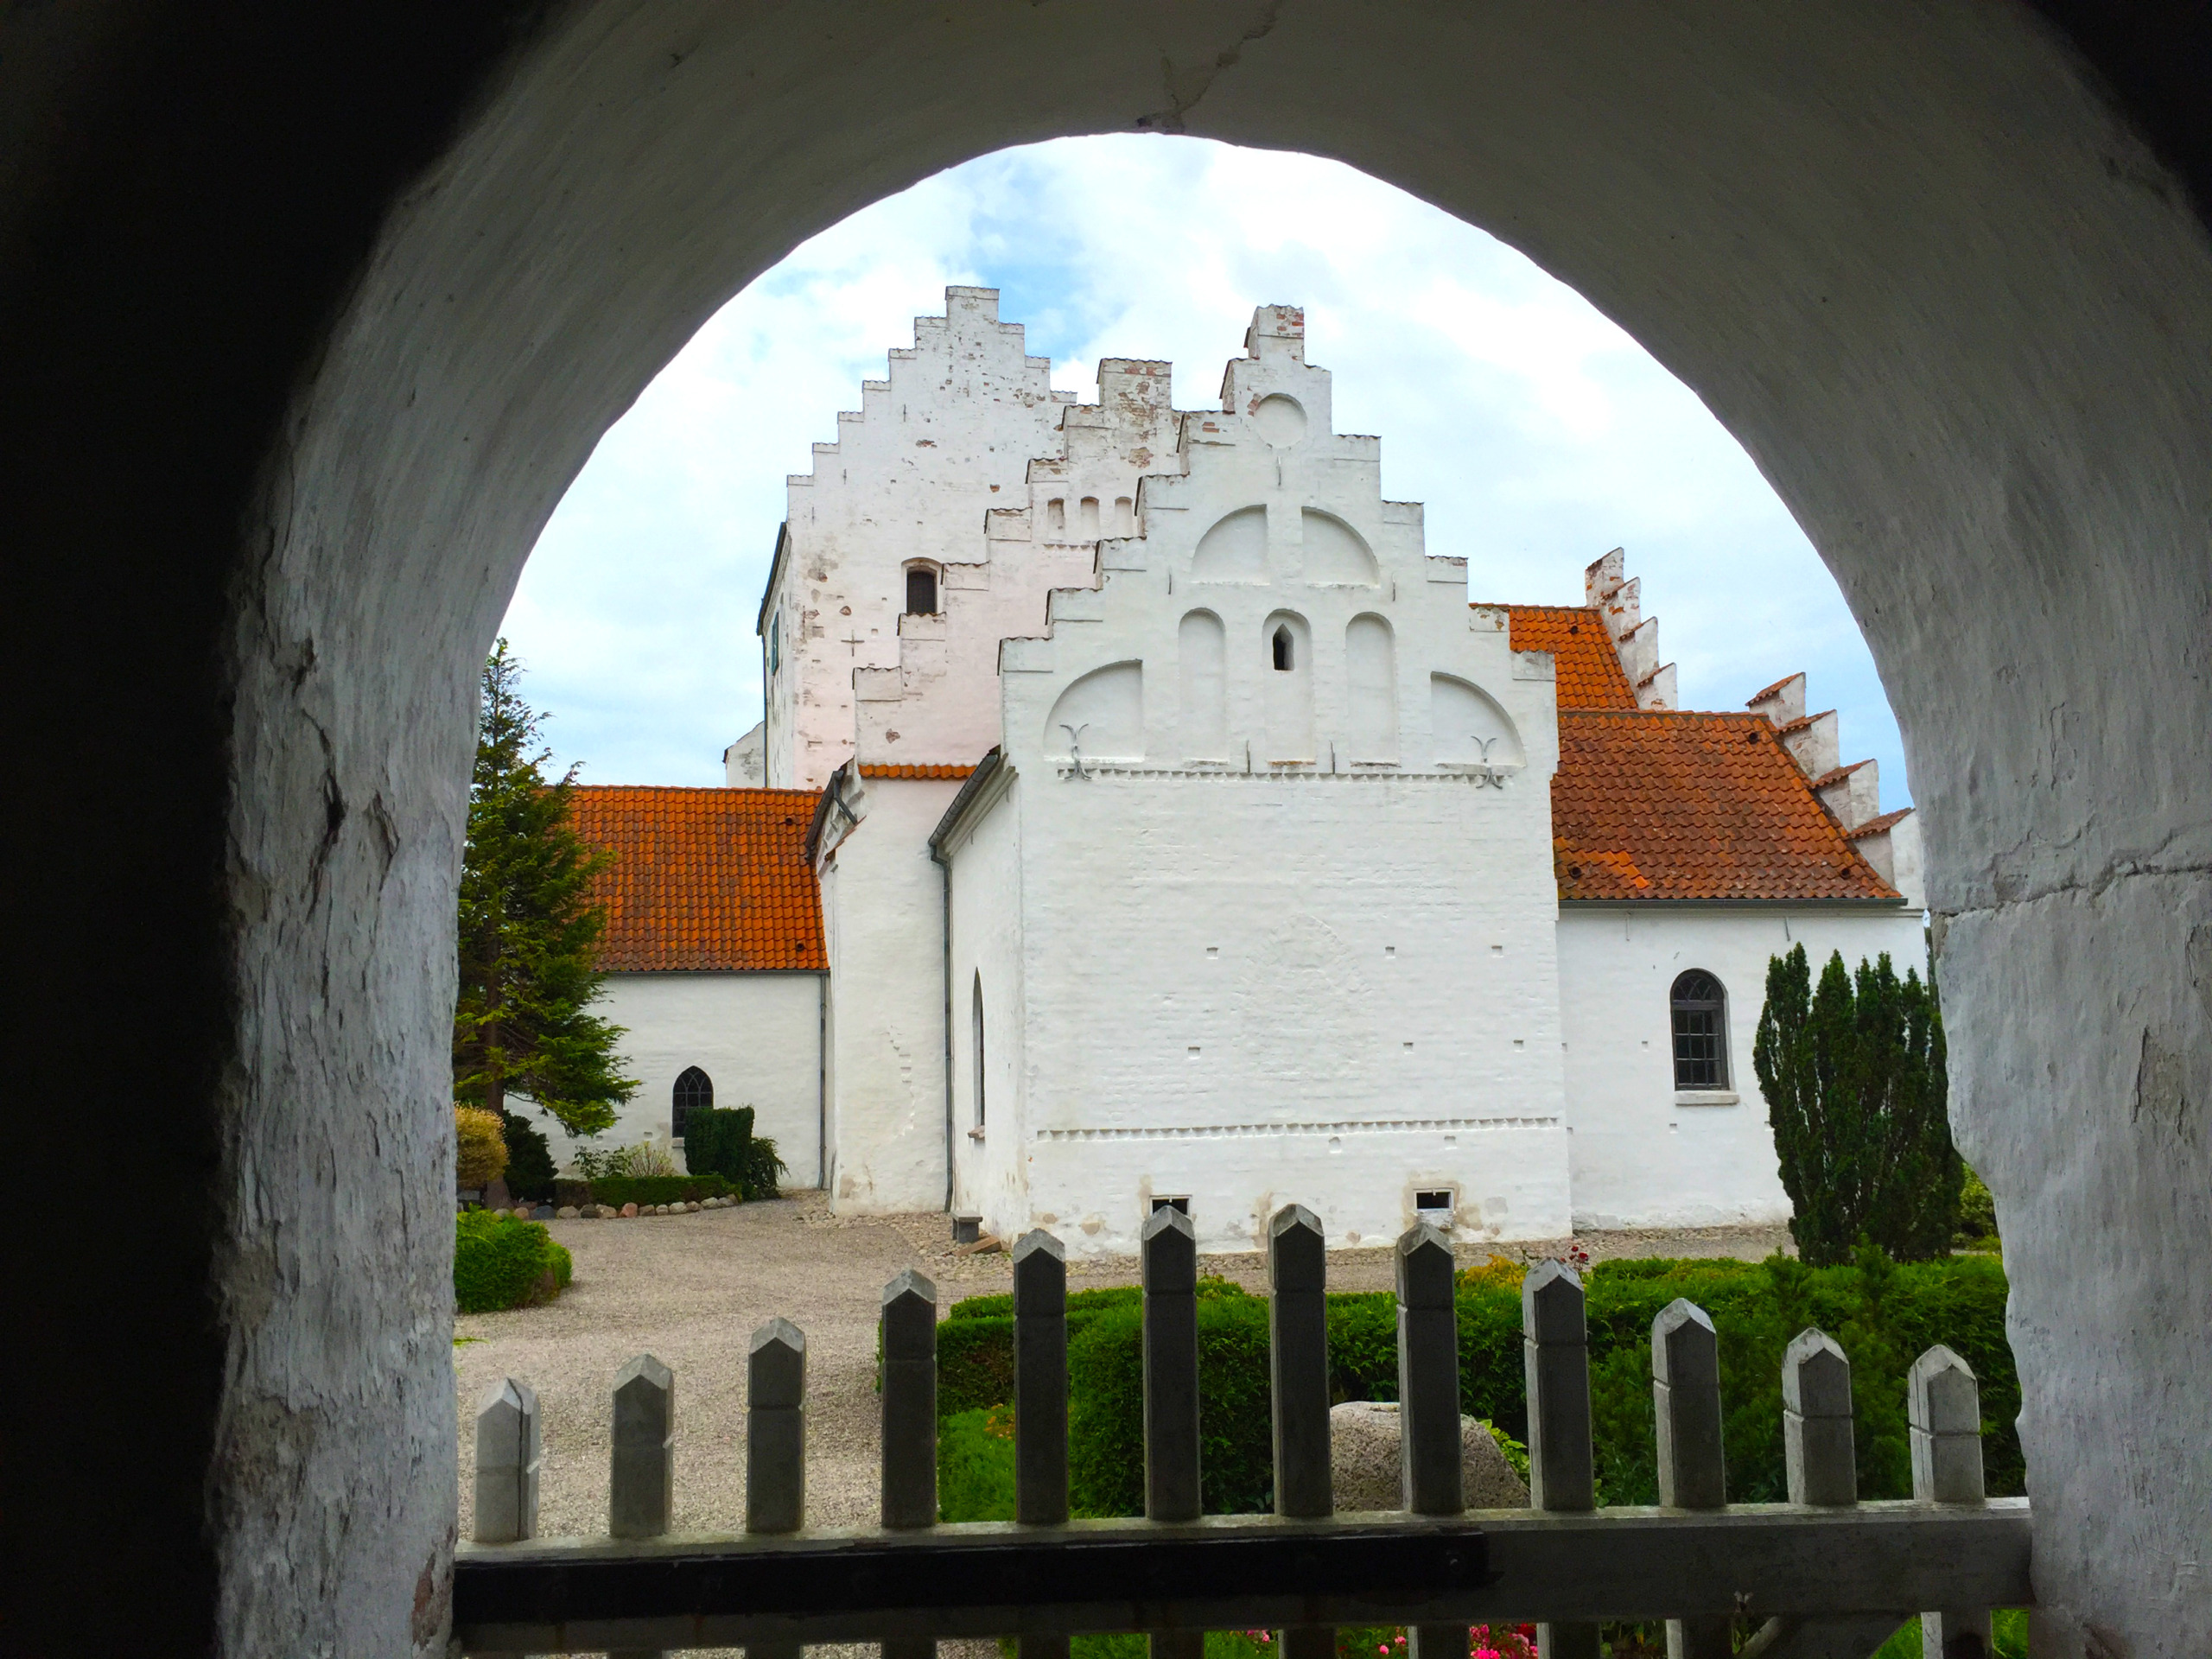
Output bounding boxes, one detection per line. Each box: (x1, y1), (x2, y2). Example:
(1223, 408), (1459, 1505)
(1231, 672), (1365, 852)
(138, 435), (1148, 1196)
(856, 358), (1184, 769)
(1556, 906), (1928, 1230)
(817, 773), (965, 1211)
(944, 766), (1028, 1228)
(762, 289), (1071, 789)
(946, 311), (1573, 1256)
(530, 971), (823, 1185)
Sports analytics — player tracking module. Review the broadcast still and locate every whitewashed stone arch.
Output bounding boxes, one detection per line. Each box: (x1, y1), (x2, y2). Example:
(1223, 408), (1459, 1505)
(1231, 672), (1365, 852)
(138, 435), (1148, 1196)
(1191, 505), (1269, 582)
(1178, 610), (1228, 760)
(1345, 613), (1398, 760)
(1046, 661), (1144, 763)
(1300, 510), (1379, 586)
(1430, 674), (1524, 769)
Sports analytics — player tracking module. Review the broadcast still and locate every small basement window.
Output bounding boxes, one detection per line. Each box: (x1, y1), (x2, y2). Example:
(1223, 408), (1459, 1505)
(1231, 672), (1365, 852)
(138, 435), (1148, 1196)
(1415, 1189), (1455, 1216)
(1272, 625), (1294, 671)
(1150, 1195), (1191, 1216)
(905, 565), (938, 615)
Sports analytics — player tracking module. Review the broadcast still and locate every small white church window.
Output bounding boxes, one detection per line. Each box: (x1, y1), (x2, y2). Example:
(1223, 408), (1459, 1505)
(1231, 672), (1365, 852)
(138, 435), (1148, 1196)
(1271, 625), (1294, 671)
(1079, 496), (1100, 536)
(1670, 971), (1729, 1090)
(1150, 1195), (1190, 1216)
(1046, 498), (1066, 534)
(672, 1065), (713, 1139)
(1415, 1188), (1454, 1217)
(1114, 496), (1135, 535)
(905, 565), (938, 615)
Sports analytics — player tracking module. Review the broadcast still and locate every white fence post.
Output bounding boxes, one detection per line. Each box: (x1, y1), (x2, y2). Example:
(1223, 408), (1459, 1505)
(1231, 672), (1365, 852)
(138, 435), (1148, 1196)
(1270, 1204), (1332, 1519)
(1524, 1261), (1599, 1659)
(1014, 1229), (1070, 1530)
(473, 1378), (540, 1545)
(1910, 1345), (1990, 1658)
(1783, 1329), (1856, 1506)
(1142, 1205), (1203, 1659)
(1653, 1300), (1728, 1659)
(881, 1268), (938, 1531)
(747, 1318), (807, 1535)
(1400, 1223), (1466, 1659)
(609, 1353), (674, 1541)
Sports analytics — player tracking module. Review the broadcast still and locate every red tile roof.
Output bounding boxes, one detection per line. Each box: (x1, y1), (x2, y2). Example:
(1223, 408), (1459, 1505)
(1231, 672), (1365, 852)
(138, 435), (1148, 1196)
(1747, 674), (1802, 705)
(1846, 808), (1915, 841)
(1553, 712), (1900, 902)
(1808, 760), (1872, 791)
(857, 763), (977, 779)
(566, 786), (826, 972)
(1495, 605), (1640, 710)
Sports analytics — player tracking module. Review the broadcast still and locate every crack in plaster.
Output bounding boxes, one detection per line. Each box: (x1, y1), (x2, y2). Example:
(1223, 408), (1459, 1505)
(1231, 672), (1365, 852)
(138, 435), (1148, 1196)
(1135, 0), (1284, 133)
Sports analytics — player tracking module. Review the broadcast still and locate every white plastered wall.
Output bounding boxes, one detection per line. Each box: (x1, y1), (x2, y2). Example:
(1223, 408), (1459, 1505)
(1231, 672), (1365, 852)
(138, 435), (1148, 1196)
(817, 772), (966, 1211)
(855, 358), (1186, 769)
(966, 308), (1573, 1256)
(1558, 904), (1929, 1230)
(525, 971), (825, 1185)
(761, 288), (1074, 789)
(943, 765), (1028, 1228)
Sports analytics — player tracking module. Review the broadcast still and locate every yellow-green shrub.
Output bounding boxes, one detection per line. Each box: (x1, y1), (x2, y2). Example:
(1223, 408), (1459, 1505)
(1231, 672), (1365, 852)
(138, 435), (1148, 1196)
(454, 1106), (509, 1190)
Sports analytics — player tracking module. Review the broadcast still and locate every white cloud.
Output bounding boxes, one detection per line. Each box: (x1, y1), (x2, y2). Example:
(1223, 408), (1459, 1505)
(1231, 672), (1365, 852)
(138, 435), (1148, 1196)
(505, 134), (1908, 808)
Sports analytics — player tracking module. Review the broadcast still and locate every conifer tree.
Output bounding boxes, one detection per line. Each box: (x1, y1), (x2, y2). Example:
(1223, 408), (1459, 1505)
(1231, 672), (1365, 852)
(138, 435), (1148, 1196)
(1754, 944), (1961, 1265)
(453, 641), (636, 1137)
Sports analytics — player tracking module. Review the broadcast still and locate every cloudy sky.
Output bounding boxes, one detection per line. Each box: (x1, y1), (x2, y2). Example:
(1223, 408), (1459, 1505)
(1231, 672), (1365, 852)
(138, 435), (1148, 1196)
(504, 135), (1908, 807)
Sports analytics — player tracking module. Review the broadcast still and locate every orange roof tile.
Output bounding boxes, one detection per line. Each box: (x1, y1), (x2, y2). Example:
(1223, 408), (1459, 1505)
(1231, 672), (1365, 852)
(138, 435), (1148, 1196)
(856, 763), (977, 779)
(1846, 808), (1915, 840)
(1553, 712), (1901, 902)
(566, 785), (826, 972)
(1491, 604), (1640, 710)
(1747, 673), (1802, 705)
(1808, 760), (1872, 791)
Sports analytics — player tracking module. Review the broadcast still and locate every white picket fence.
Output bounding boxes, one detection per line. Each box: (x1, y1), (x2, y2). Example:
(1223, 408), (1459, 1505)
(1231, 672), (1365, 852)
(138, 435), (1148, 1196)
(455, 1205), (2029, 1659)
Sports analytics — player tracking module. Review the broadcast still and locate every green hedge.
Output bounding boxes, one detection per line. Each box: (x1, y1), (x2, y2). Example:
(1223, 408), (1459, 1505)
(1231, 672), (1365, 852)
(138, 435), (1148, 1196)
(936, 1251), (2018, 1515)
(684, 1103), (786, 1199)
(454, 1211), (573, 1314)
(585, 1173), (732, 1209)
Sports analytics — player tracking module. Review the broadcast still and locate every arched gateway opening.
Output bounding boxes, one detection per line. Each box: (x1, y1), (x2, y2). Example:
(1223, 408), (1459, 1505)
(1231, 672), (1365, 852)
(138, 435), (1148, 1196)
(13, 6), (2211, 1654)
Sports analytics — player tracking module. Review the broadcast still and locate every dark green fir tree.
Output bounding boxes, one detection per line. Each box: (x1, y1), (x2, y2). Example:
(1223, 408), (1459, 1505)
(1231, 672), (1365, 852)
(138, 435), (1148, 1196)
(1754, 944), (1960, 1265)
(453, 641), (636, 1139)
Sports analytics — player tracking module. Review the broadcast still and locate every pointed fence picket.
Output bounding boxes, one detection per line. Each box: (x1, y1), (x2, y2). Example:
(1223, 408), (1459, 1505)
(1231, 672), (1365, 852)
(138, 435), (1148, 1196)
(456, 1217), (2030, 1656)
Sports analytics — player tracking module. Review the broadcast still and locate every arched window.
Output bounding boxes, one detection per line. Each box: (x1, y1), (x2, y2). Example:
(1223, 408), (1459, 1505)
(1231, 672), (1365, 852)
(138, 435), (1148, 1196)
(1078, 496), (1100, 537)
(1272, 625), (1294, 671)
(1670, 971), (1728, 1090)
(905, 565), (938, 615)
(971, 973), (986, 1128)
(672, 1065), (713, 1137)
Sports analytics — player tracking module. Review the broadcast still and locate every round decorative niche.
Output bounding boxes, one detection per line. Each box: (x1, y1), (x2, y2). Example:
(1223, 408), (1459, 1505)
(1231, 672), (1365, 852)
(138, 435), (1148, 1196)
(1252, 394), (1308, 447)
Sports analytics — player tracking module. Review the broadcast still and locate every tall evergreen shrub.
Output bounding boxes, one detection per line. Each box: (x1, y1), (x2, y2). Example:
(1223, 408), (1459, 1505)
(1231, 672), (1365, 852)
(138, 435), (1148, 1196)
(453, 641), (637, 1137)
(683, 1103), (786, 1198)
(1755, 944), (1961, 1265)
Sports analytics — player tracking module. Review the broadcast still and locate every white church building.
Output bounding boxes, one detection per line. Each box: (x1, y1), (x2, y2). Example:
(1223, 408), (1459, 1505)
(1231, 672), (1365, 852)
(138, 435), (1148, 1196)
(563, 289), (1924, 1255)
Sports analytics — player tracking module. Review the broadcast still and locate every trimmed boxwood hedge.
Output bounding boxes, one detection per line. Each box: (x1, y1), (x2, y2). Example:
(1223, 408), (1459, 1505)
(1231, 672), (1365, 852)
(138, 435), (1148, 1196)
(454, 1211), (574, 1314)
(937, 1251), (2018, 1516)
(584, 1174), (733, 1209)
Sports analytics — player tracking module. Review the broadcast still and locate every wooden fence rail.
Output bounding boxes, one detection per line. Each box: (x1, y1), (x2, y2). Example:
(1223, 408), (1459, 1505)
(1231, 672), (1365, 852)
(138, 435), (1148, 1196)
(456, 1209), (2029, 1658)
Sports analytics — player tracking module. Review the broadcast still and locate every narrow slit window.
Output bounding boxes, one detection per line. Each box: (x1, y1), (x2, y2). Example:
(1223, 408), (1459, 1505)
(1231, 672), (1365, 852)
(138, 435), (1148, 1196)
(672, 1066), (713, 1139)
(1415, 1188), (1454, 1216)
(1670, 970), (1729, 1090)
(971, 973), (986, 1128)
(1272, 626), (1294, 671)
(905, 565), (938, 615)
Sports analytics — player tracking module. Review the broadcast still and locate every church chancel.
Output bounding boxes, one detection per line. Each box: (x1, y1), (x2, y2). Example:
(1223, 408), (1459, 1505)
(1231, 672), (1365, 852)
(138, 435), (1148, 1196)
(569, 289), (1923, 1256)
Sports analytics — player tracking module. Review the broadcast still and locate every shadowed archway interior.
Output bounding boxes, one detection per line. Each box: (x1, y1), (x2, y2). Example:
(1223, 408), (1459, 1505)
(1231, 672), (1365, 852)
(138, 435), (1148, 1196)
(8, 3), (2211, 1654)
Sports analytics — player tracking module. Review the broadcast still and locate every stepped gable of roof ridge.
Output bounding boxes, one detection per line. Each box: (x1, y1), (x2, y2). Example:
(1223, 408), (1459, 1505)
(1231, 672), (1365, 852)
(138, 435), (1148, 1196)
(1847, 807), (1915, 841)
(565, 785), (825, 972)
(1552, 710), (1901, 903)
(1487, 604), (1640, 709)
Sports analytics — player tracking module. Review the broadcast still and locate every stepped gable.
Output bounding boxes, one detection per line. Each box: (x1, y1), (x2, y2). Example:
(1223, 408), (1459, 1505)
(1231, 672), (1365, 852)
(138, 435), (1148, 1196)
(1552, 712), (1900, 902)
(567, 785), (825, 971)
(1497, 604), (1639, 709)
